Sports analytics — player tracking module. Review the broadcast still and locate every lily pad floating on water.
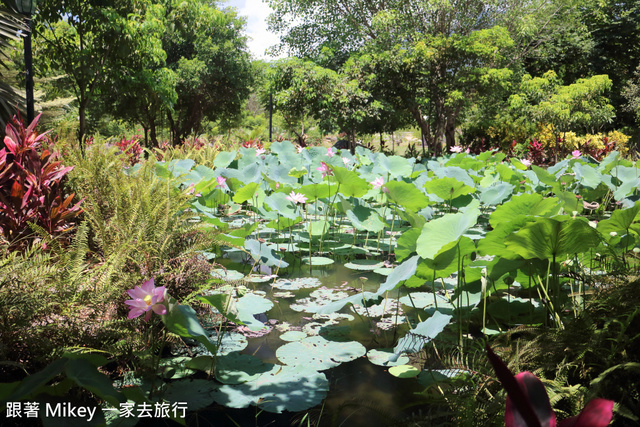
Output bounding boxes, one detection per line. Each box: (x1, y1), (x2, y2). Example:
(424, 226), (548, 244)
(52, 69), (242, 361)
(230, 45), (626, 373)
(399, 292), (454, 310)
(210, 364), (329, 413)
(301, 256), (335, 265)
(214, 353), (273, 384)
(344, 259), (385, 271)
(366, 348), (410, 367)
(279, 330), (308, 342)
(276, 336), (366, 370)
(164, 379), (217, 411)
(388, 365), (421, 378)
(271, 277), (322, 291)
(290, 288), (350, 313)
(210, 332), (248, 356)
(210, 268), (245, 282)
(350, 300), (403, 318)
(373, 267), (394, 276)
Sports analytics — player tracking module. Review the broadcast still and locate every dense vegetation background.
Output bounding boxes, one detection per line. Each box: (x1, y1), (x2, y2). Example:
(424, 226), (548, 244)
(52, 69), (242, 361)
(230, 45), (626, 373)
(1, 0), (640, 155)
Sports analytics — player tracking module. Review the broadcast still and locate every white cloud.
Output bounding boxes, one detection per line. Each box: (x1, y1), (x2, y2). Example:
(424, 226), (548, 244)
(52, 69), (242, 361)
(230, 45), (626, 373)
(225, 0), (284, 61)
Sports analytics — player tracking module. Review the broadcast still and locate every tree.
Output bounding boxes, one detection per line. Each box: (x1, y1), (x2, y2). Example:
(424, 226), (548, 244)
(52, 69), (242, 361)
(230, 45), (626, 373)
(267, 0), (556, 153)
(36, 0), (166, 144)
(160, 0), (253, 145)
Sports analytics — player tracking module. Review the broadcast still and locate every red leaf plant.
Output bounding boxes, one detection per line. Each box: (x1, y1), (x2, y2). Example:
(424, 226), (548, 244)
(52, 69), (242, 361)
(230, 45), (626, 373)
(487, 345), (614, 427)
(0, 113), (82, 248)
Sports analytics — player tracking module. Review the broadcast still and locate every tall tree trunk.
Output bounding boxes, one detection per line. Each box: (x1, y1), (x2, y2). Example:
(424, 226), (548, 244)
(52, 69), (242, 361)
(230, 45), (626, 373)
(149, 116), (158, 147)
(408, 105), (431, 156)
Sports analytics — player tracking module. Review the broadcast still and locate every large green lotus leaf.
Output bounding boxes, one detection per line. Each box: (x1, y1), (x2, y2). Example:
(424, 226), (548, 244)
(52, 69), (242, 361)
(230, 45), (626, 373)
(211, 364), (329, 413)
(213, 151), (237, 168)
(424, 177), (475, 201)
(479, 183), (515, 206)
(388, 365), (421, 378)
(167, 159), (196, 177)
(332, 166), (369, 197)
(197, 188), (230, 208)
(434, 166), (475, 188)
(376, 255), (420, 294)
(232, 182), (260, 204)
(376, 155), (414, 177)
(236, 294), (274, 332)
(264, 192), (299, 219)
(487, 297), (541, 321)
(344, 259), (385, 271)
(225, 162), (262, 184)
(215, 353), (272, 385)
(199, 293), (241, 325)
(367, 348), (409, 367)
(572, 163), (602, 189)
(505, 217), (601, 260)
(613, 178), (640, 200)
(390, 311), (452, 362)
(301, 256), (335, 265)
(399, 292), (454, 310)
(531, 165), (559, 188)
(299, 183), (336, 200)
(163, 300), (217, 355)
(280, 331), (308, 341)
(308, 220), (330, 236)
(288, 166), (308, 178)
(210, 268), (245, 281)
(597, 202), (640, 235)
(416, 210), (479, 260)
(552, 191), (581, 215)
(180, 164), (217, 186)
(276, 336), (366, 370)
(611, 165), (639, 183)
(488, 193), (560, 228)
(347, 205), (385, 232)
(385, 180), (431, 212)
(164, 379), (216, 411)
(245, 239), (289, 268)
(412, 237), (476, 282)
(478, 215), (535, 258)
(395, 226), (421, 262)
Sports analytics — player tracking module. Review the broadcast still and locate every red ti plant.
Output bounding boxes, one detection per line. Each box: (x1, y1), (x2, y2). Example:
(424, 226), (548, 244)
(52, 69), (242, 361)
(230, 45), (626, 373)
(527, 140), (547, 166)
(0, 113), (82, 248)
(486, 345), (614, 427)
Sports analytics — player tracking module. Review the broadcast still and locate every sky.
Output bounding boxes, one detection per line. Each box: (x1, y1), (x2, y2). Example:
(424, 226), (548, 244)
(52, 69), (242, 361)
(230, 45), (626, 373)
(222, 0), (284, 61)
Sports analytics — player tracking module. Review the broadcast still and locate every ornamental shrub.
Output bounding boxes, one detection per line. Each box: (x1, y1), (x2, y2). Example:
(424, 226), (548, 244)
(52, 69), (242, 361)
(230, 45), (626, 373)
(0, 114), (82, 248)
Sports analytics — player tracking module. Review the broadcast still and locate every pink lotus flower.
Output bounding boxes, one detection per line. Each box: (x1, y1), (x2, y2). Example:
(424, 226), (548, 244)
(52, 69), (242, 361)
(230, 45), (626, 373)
(521, 159), (532, 167)
(216, 176), (227, 189)
(286, 191), (308, 205)
(296, 145), (304, 154)
(450, 145), (463, 153)
(256, 147), (266, 156)
(316, 162), (333, 177)
(125, 278), (167, 322)
(572, 150), (581, 159)
(371, 177), (384, 189)
(342, 157), (351, 166)
(327, 147), (336, 157)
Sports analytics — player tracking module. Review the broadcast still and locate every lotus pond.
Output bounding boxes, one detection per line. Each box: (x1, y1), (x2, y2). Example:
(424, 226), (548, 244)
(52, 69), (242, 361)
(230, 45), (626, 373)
(111, 142), (640, 425)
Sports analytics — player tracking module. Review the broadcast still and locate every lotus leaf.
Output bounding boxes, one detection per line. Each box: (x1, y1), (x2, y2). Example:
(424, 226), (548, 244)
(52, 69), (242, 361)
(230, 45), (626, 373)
(271, 277), (322, 290)
(213, 151), (237, 168)
(488, 193), (560, 228)
(390, 311), (453, 362)
(245, 239), (289, 268)
(210, 364), (329, 413)
(366, 349), (410, 367)
(210, 269), (245, 282)
(164, 379), (216, 411)
(346, 205), (386, 232)
(388, 365), (421, 378)
(385, 181), (431, 212)
(424, 177), (475, 201)
(214, 353), (272, 384)
(301, 256), (335, 265)
(280, 331), (308, 342)
(232, 182), (260, 203)
(479, 183), (515, 206)
(344, 259), (385, 270)
(399, 292), (454, 310)
(276, 336), (366, 370)
(505, 217), (601, 260)
(376, 255), (420, 294)
(416, 210), (479, 260)
(290, 289), (350, 313)
(351, 300), (403, 318)
(332, 166), (369, 197)
(212, 332), (248, 356)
